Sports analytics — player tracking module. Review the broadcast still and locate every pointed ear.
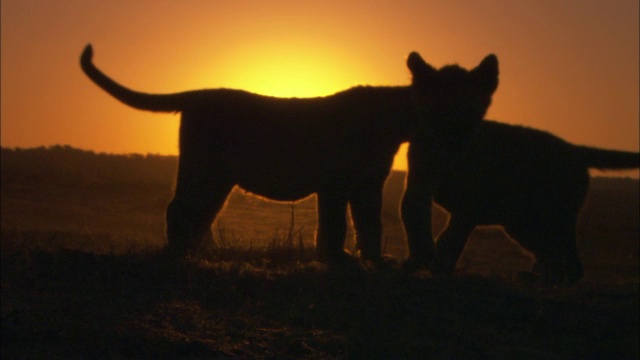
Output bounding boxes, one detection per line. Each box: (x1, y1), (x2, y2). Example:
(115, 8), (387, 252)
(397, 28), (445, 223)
(407, 51), (436, 78)
(472, 54), (499, 94)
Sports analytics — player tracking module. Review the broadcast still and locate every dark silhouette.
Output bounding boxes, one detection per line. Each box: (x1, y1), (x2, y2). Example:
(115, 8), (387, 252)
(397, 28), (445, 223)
(0, 146), (176, 187)
(402, 52), (640, 285)
(80, 44), (423, 265)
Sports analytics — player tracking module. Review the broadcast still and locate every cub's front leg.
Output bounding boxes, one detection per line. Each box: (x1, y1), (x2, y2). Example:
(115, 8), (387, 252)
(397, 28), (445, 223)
(432, 215), (475, 274)
(401, 166), (435, 271)
(315, 191), (352, 266)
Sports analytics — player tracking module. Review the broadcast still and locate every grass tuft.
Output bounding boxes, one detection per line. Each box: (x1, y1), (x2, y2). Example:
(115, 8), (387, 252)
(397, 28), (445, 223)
(2, 229), (638, 359)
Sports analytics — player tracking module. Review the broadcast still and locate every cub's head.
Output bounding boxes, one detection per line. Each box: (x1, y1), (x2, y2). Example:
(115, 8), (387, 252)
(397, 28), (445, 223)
(407, 52), (499, 141)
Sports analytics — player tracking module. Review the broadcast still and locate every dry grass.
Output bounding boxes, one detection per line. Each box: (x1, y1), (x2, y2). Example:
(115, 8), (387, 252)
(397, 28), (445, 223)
(1, 149), (638, 358)
(2, 227), (638, 359)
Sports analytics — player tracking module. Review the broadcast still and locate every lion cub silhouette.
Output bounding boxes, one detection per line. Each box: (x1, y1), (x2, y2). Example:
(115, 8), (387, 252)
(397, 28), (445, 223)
(80, 44), (424, 264)
(402, 52), (639, 285)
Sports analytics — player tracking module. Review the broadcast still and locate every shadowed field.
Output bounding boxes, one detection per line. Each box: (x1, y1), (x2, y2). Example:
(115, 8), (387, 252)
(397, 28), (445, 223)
(2, 147), (638, 358)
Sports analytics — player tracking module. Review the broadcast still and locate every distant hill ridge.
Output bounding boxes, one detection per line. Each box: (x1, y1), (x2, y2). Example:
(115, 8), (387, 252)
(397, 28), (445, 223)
(2, 146), (636, 194)
(1, 145), (176, 186)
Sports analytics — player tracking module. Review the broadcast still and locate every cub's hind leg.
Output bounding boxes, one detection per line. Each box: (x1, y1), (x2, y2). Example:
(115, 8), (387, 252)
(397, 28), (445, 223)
(166, 164), (233, 257)
(507, 219), (584, 285)
(315, 191), (351, 265)
(432, 215), (475, 275)
(348, 182), (384, 264)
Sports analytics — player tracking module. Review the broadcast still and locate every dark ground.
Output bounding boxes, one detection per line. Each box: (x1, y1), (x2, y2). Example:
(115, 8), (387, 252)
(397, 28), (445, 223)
(2, 240), (638, 359)
(1, 147), (638, 359)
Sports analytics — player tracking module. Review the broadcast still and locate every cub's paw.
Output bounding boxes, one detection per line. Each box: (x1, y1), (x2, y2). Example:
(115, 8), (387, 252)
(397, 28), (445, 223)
(530, 256), (584, 287)
(401, 255), (432, 274)
(360, 254), (402, 271)
(316, 250), (362, 272)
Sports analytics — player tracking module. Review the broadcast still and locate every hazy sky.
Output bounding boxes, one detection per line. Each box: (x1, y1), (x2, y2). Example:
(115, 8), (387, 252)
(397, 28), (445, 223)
(1, 0), (638, 171)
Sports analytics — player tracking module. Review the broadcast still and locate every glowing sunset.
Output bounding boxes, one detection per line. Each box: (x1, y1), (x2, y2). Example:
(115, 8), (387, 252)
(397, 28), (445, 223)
(1, 0), (638, 172)
(2, 1), (639, 357)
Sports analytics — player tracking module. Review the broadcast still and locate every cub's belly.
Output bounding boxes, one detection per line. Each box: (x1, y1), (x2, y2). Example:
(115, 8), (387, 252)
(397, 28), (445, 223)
(225, 145), (347, 201)
(236, 177), (317, 202)
(231, 162), (330, 201)
(434, 188), (510, 226)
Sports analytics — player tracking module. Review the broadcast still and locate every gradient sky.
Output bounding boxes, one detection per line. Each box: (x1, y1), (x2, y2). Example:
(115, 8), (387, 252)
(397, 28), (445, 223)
(1, 0), (638, 172)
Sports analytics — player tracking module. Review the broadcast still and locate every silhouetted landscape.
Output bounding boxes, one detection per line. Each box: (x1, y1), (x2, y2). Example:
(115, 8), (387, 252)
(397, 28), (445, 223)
(2, 145), (639, 358)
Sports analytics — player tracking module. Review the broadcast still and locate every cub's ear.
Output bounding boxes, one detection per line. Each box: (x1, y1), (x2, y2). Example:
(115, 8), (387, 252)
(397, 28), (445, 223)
(407, 51), (436, 78)
(472, 54), (499, 95)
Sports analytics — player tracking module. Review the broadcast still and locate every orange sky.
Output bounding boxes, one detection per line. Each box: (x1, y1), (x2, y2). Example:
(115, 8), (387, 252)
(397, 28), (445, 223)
(1, 0), (638, 173)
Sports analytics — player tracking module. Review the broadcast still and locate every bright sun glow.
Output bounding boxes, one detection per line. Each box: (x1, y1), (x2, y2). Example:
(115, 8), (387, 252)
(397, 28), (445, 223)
(237, 59), (345, 98)
(206, 41), (362, 98)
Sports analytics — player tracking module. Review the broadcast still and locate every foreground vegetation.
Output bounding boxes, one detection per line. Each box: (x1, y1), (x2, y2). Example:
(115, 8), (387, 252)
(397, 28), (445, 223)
(2, 146), (638, 358)
(2, 231), (638, 359)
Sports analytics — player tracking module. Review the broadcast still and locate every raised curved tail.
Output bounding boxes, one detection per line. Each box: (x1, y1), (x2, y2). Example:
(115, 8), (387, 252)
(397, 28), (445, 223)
(575, 145), (640, 170)
(80, 44), (185, 112)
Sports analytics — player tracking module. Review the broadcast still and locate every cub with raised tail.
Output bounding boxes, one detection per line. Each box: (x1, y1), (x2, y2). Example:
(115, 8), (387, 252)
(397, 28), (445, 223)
(80, 44), (424, 265)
